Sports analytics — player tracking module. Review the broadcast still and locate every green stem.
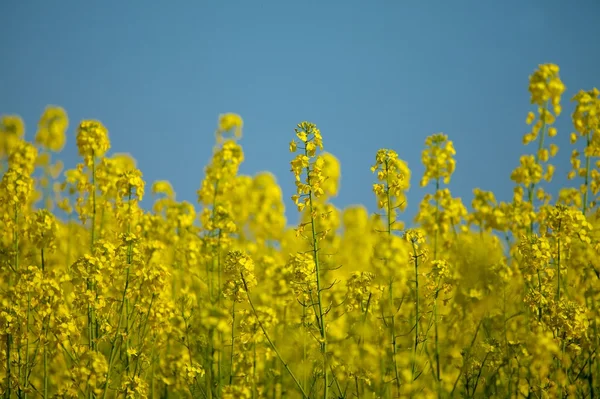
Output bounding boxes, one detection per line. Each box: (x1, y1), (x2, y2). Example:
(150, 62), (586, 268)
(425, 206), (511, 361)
(6, 204), (19, 399)
(229, 301), (236, 386)
(6, 333), (11, 399)
(384, 161), (401, 396)
(410, 240), (420, 382)
(100, 188), (134, 399)
(88, 154), (98, 399)
(241, 274), (308, 399)
(43, 322), (48, 399)
(41, 247), (48, 398)
(433, 178), (441, 394)
(304, 148), (328, 399)
(23, 291), (31, 399)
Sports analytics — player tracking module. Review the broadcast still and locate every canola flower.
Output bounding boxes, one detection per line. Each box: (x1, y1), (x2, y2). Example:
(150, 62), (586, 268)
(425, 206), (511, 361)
(1, 63), (600, 399)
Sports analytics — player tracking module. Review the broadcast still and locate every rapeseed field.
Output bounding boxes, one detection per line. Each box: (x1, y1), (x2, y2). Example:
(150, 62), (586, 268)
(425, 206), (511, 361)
(1, 64), (600, 398)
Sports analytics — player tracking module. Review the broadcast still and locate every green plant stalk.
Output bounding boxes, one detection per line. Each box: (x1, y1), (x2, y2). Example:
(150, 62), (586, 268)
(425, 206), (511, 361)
(81, 155), (96, 398)
(216, 233), (223, 395)
(203, 257), (214, 399)
(6, 204), (20, 399)
(450, 318), (483, 395)
(101, 265), (131, 399)
(433, 177), (442, 394)
(210, 329), (218, 398)
(502, 282), (510, 397)
(271, 356), (277, 399)
(24, 326), (42, 388)
(591, 294), (599, 397)
(205, 332), (212, 399)
(124, 188), (134, 379)
(241, 274), (308, 399)
(433, 284), (441, 392)
(23, 291), (31, 399)
(471, 352), (489, 395)
(150, 337), (157, 399)
(384, 162), (401, 396)
(252, 342), (257, 399)
(213, 180), (225, 394)
(229, 300), (236, 386)
(181, 310), (197, 396)
(356, 300), (373, 395)
(388, 283), (400, 396)
(88, 155), (98, 364)
(133, 295), (156, 379)
(303, 304), (307, 394)
(274, 306), (285, 399)
(16, 348), (22, 399)
(329, 364), (344, 398)
(100, 189), (134, 399)
(90, 154), (97, 250)
(41, 246), (49, 398)
(304, 149), (328, 399)
(5, 333), (11, 399)
(43, 321), (49, 399)
(163, 224), (183, 399)
(136, 294), (155, 344)
(410, 240), (420, 382)
(206, 177), (222, 398)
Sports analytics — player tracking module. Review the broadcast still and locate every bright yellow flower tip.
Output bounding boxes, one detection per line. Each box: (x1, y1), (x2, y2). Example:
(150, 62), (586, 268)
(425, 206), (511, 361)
(36, 106), (69, 152)
(152, 180), (175, 199)
(528, 63), (565, 116)
(76, 119), (110, 162)
(217, 113), (243, 139)
(420, 133), (456, 187)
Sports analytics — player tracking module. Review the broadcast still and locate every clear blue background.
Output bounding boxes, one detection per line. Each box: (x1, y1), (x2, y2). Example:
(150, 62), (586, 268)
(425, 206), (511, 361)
(2, 0), (599, 227)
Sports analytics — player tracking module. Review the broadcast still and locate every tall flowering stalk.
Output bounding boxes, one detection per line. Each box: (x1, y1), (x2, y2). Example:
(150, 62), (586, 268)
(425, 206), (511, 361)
(75, 120), (110, 365)
(197, 113), (243, 397)
(290, 121), (330, 399)
(569, 88), (600, 214)
(513, 64), (565, 234)
(0, 136), (36, 399)
(415, 133), (463, 394)
(371, 148), (410, 396)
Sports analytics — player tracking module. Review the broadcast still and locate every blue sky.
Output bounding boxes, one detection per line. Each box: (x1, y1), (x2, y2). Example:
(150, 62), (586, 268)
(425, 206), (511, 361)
(1, 1), (599, 227)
